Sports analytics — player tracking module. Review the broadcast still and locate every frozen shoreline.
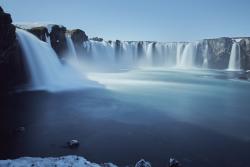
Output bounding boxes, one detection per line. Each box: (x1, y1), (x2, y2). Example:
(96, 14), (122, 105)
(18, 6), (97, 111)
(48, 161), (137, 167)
(0, 155), (117, 167)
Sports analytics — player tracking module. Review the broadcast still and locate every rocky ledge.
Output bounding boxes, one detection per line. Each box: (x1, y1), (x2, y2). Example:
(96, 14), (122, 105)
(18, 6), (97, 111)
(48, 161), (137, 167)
(0, 6), (27, 94)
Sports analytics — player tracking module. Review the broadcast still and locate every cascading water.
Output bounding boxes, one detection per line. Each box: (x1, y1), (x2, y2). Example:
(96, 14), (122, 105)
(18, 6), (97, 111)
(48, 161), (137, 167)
(202, 43), (209, 68)
(70, 39), (243, 71)
(82, 41), (201, 69)
(176, 43), (185, 66)
(65, 35), (77, 59)
(178, 43), (197, 68)
(228, 42), (241, 71)
(83, 40), (116, 70)
(16, 28), (97, 91)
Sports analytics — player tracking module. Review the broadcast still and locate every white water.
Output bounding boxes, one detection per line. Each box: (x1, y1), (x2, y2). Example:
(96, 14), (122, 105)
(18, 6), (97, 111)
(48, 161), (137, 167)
(16, 28), (244, 91)
(65, 35), (77, 59)
(80, 41), (203, 70)
(202, 43), (209, 68)
(16, 29), (98, 91)
(228, 42), (241, 71)
(178, 43), (197, 68)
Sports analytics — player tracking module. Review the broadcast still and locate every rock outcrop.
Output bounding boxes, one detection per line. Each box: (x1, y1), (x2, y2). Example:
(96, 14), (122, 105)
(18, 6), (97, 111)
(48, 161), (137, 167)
(205, 37), (233, 69)
(239, 38), (250, 70)
(0, 6), (27, 94)
(69, 29), (88, 57)
(50, 25), (68, 57)
(115, 40), (122, 60)
(27, 26), (49, 42)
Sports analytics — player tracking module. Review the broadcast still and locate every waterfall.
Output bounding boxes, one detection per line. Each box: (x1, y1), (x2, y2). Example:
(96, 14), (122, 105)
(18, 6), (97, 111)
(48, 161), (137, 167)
(202, 43), (209, 68)
(82, 41), (203, 69)
(65, 35), (77, 59)
(176, 43), (185, 66)
(178, 43), (197, 68)
(16, 29), (94, 91)
(228, 42), (241, 71)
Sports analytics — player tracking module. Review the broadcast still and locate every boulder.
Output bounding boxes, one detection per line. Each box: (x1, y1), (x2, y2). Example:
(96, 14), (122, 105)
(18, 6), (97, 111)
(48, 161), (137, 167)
(67, 139), (80, 149)
(169, 158), (181, 167)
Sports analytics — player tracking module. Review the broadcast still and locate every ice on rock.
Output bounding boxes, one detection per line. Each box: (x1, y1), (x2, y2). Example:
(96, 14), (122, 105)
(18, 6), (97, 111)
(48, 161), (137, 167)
(135, 159), (151, 167)
(0, 155), (118, 167)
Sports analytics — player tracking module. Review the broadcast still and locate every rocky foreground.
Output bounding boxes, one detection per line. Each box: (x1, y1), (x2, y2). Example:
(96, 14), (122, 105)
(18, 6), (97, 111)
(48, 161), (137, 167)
(0, 155), (117, 167)
(0, 156), (182, 167)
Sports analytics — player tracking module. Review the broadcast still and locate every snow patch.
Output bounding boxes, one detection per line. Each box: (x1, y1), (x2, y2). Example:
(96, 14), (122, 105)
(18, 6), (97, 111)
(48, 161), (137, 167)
(14, 22), (64, 33)
(0, 155), (117, 167)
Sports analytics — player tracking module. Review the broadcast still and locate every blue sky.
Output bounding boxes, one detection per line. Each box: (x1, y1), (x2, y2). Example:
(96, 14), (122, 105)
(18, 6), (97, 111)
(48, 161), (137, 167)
(1, 0), (250, 42)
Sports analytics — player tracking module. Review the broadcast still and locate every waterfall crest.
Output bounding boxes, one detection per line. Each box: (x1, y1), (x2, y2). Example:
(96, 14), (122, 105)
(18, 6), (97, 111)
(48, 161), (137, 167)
(16, 29), (97, 91)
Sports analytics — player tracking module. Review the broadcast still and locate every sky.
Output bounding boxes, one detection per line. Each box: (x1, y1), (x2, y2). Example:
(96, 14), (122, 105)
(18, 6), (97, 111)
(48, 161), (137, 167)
(1, 0), (250, 42)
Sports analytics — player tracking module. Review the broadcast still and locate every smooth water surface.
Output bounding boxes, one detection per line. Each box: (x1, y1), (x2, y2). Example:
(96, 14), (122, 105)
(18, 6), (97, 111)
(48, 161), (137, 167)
(1, 68), (250, 167)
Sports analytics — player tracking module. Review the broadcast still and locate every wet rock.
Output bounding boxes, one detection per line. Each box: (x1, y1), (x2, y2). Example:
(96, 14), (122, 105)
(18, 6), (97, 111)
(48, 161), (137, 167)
(0, 6), (27, 94)
(239, 38), (250, 70)
(69, 29), (88, 57)
(28, 26), (49, 42)
(115, 40), (123, 60)
(70, 29), (88, 43)
(135, 159), (151, 167)
(67, 139), (80, 149)
(50, 25), (67, 57)
(203, 37), (233, 69)
(169, 158), (181, 167)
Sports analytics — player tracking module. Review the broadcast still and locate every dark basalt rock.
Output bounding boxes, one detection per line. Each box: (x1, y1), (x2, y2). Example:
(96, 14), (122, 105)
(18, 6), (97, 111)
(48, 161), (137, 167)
(28, 26), (49, 42)
(69, 29), (88, 57)
(169, 158), (181, 167)
(0, 6), (28, 94)
(67, 139), (80, 149)
(90, 37), (103, 42)
(70, 29), (88, 44)
(50, 25), (67, 57)
(239, 38), (250, 70)
(0, 12), (12, 25)
(115, 40), (123, 60)
(204, 37), (233, 69)
(137, 41), (145, 59)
